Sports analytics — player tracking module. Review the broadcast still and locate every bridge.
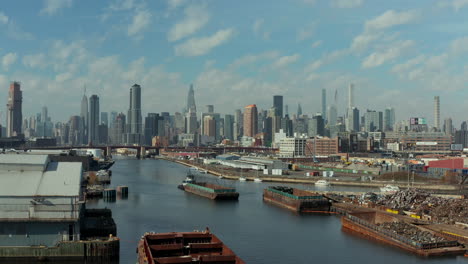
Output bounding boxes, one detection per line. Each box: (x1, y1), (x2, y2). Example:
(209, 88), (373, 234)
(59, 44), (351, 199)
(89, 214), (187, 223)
(20, 145), (279, 159)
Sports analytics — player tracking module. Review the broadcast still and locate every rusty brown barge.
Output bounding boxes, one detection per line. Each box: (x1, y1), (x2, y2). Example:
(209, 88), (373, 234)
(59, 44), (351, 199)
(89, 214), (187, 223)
(263, 186), (331, 213)
(341, 211), (465, 257)
(183, 183), (239, 200)
(137, 229), (245, 264)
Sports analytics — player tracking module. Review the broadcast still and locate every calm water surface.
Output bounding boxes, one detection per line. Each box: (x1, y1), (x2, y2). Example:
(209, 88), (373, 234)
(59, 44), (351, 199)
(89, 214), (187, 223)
(87, 159), (466, 264)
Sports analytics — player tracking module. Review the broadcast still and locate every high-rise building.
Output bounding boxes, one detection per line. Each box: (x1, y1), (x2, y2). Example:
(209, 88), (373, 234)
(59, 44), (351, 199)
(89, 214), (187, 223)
(434, 96), (440, 131)
(321, 89), (326, 122)
(80, 92), (88, 144)
(273, 95), (283, 117)
(110, 113), (126, 144)
(126, 84), (142, 144)
(68, 115), (81, 145)
(243, 104), (258, 137)
(461, 121), (467, 131)
(444, 118), (453, 136)
(186, 84), (196, 113)
(384, 107), (395, 131)
(364, 110), (381, 132)
(144, 113), (160, 145)
(101, 112), (108, 126)
(88, 95), (100, 144)
(348, 83), (354, 109)
(297, 103), (302, 117)
(203, 116), (216, 137)
(185, 108), (198, 134)
(224, 114), (234, 140)
(308, 113), (324, 137)
(41, 106), (48, 122)
(327, 105), (337, 127)
(234, 109), (243, 139)
(6, 81), (23, 137)
(206, 105), (214, 113)
(347, 107), (360, 132)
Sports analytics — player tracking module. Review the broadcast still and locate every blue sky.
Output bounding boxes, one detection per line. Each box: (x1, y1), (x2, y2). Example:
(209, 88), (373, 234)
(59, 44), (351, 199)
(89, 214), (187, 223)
(1, 0), (468, 126)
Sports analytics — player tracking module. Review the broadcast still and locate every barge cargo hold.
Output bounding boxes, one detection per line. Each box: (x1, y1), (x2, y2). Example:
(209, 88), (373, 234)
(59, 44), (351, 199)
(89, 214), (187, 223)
(183, 183), (239, 200)
(263, 186), (331, 213)
(137, 229), (245, 264)
(341, 211), (466, 257)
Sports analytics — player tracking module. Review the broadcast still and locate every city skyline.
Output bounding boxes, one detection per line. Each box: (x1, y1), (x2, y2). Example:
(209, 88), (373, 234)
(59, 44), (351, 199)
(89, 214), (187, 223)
(1, 1), (468, 123)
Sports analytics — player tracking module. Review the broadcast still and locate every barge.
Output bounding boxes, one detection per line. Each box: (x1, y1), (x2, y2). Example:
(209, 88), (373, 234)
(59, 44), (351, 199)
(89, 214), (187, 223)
(137, 229), (245, 264)
(182, 183), (239, 200)
(263, 186), (331, 213)
(341, 211), (465, 256)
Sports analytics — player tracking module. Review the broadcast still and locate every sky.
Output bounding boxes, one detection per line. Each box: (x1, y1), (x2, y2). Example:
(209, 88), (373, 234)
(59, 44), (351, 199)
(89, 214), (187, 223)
(1, 0), (468, 126)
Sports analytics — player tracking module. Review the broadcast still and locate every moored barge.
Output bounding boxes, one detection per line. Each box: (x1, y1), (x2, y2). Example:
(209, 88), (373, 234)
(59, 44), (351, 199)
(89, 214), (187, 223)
(263, 186), (331, 213)
(341, 211), (466, 256)
(183, 183), (239, 200)
(137, 229), (245, 264)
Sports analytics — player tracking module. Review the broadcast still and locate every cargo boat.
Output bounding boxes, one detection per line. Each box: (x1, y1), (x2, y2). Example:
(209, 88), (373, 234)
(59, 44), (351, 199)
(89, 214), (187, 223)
(341, 211), (465, 257)
(183, 183), (239, 200)
(137, 229), (245, 264)
(263, 186), (331, 213)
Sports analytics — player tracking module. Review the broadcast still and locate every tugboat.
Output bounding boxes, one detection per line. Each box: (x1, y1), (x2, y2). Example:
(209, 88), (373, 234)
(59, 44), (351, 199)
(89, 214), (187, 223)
(178, 171), (195, 190)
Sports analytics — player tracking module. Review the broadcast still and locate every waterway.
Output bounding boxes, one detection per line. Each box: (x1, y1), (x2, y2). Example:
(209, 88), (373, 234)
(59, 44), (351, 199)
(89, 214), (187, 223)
(87, 158), (467, 263)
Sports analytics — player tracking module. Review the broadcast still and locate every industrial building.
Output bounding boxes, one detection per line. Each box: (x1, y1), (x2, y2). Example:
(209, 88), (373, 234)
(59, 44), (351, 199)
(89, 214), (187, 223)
(0, 155), (83, 246)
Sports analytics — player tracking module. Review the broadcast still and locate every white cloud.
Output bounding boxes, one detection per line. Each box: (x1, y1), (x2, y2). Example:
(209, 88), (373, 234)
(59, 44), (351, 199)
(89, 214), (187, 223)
(109, 0), (136, 11)
(362, 40), (414, 68)
(40, 0), (73, 16)
(273, 54), (301, 68)
(311, 40), (322, 48)
(168, 5), (210, 42)
(167, 0), (187, 10)
(174, 28), (235, 56)
(252, 19), (270, 40)
(365, 10), (419, 31)
(2, 52), (18, 70)
(391, 55), (425, 78)
(450, 36), (468, 54)
(0, 11), (8, 24)
(296, 23), (316, 41)
(351, 10), (418, 52)
(128, 9), (152, 36)
(332, 0), (364, 8)
(23, 53), (47, 69)
(437, 0), (468, 11)
(229, 51), (279, 69)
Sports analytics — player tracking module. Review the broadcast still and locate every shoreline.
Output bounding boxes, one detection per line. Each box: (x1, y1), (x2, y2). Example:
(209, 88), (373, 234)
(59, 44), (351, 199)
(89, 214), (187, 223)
(155, 157), (464, 193)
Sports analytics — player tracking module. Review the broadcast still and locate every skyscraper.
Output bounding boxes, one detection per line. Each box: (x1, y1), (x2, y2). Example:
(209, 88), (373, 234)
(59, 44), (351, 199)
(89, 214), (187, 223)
(144, 113), (160, 145)
(80, 91), (88, 144)
(203, 116), (216, 137)
(243, 104), (258, 137)
(206, 105), (214, 113)
(321, 89), (326, 122)
(186, 84), (196, 113)
(126, 84), (142, 144)
(185, 108), (198, 134)
(41, 106), (48, 122)
(6, 81), (23, 137)
(273, 95), (283, 117)
(348, 107), (360, 132)
(88, 95), (100, 144)
(444, 118), (453, 136)
(223, 114), (234, 141)
(308, 113), (324, 137)
(101, 112), (108, 126)
(348, 83), (354, 109)
(384, 107), (395, 131)
(434, 96), (440, 131)
(297, 103), (302, 117)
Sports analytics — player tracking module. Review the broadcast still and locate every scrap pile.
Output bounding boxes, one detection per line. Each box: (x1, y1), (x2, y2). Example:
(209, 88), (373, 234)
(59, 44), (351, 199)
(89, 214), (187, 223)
(378, 189), (468, 224)
(376, 222), (448, 243)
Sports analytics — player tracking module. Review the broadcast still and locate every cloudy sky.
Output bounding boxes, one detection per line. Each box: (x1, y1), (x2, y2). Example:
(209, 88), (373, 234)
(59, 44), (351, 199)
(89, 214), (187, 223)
(1, 0), (468, 125)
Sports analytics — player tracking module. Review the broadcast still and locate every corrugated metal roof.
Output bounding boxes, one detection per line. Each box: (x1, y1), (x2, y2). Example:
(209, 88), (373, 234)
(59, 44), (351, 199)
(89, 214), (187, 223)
(0, 162), (82, 196)
(0, 154), (49, 172)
